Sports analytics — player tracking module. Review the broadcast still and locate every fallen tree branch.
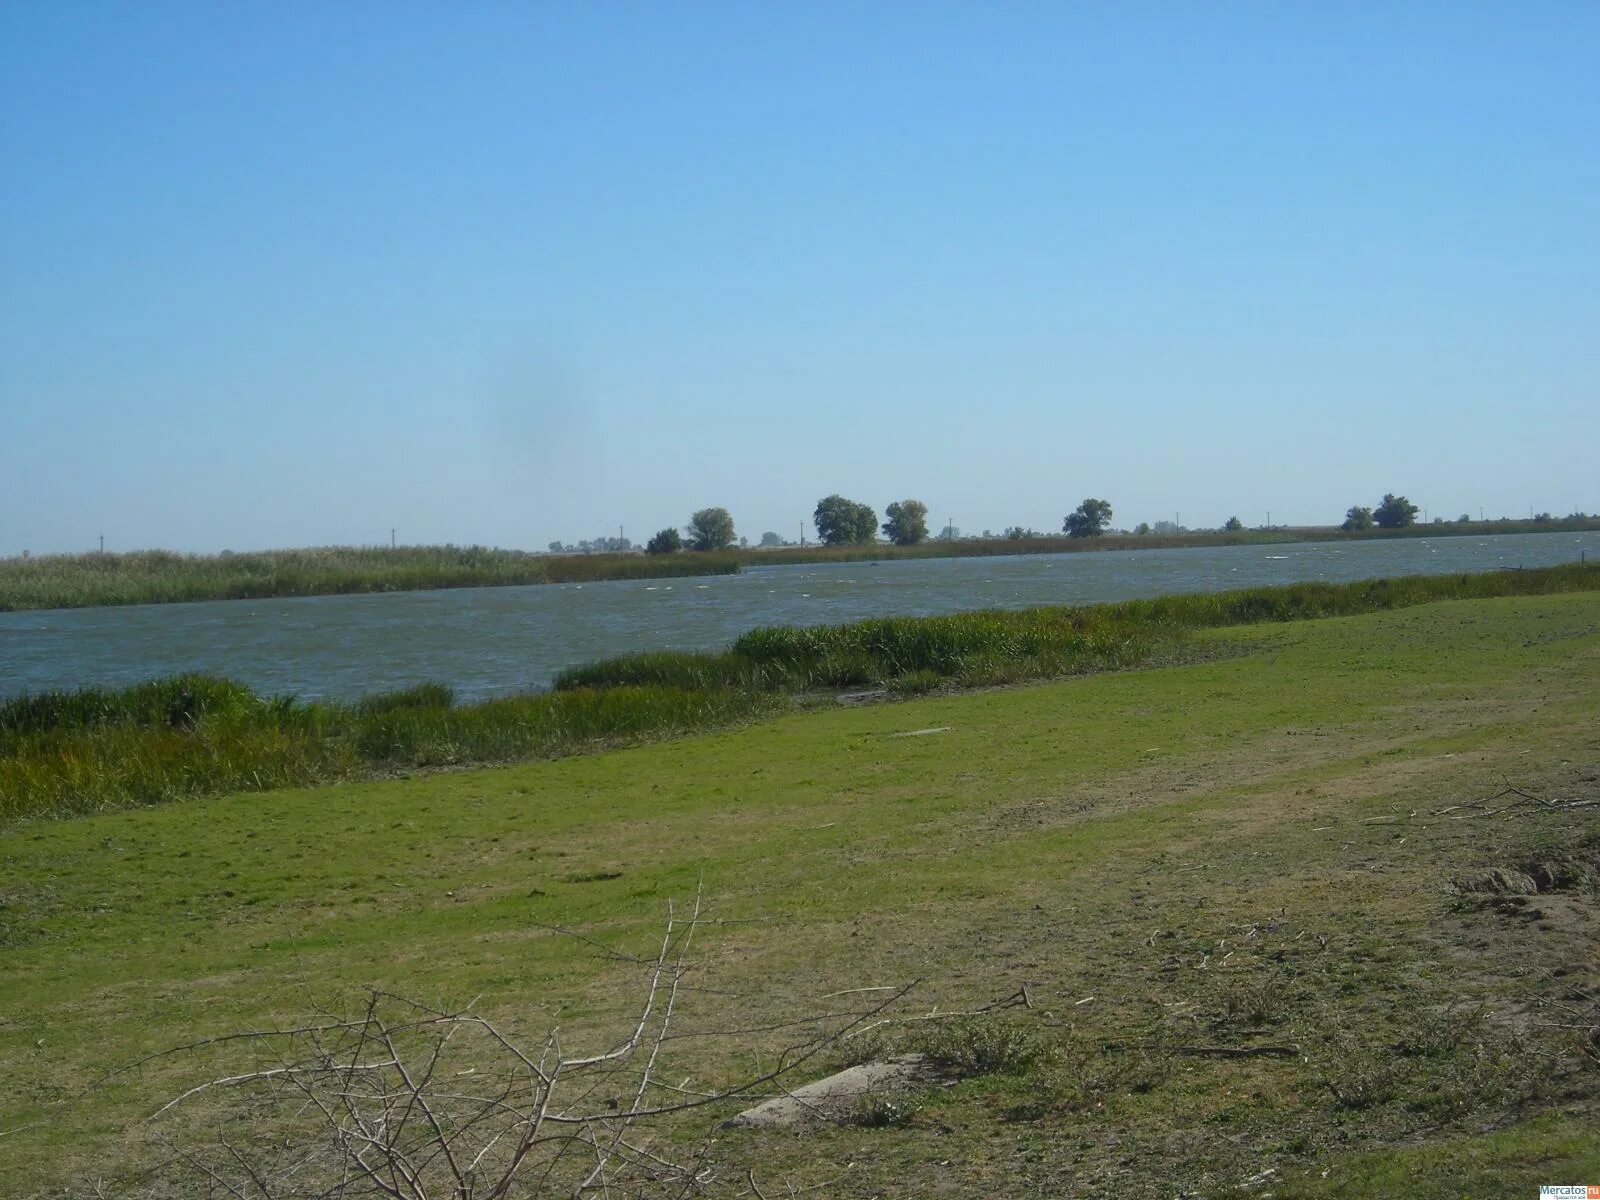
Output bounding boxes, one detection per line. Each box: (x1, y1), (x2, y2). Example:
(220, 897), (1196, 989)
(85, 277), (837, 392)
(1428, 780), (1599, 821)
(841, 985), (1032, 1042)
(130, 895), (917, 1199)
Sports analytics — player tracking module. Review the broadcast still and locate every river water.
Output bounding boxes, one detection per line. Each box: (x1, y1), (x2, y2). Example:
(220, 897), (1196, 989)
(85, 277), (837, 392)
(1, 532), (1594, 702)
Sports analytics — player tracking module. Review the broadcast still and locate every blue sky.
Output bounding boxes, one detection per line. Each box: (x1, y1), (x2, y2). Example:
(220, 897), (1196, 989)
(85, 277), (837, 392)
(3, 2), (1596, 554)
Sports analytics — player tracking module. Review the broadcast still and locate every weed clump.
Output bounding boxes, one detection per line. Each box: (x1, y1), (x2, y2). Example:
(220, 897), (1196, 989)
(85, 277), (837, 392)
(1217, 972), (1291, 1029)
(846, 1092), (924, 1128)
(912, 1016), (1058, 1077)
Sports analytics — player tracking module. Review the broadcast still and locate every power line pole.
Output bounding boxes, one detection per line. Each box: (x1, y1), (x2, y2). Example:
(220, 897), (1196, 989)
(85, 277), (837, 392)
(98, 533), (104, 554)
(391, 528), (396, 549)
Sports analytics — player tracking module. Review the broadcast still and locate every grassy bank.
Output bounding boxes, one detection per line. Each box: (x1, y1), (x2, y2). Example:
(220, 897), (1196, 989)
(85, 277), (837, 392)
(555, 561), (1600, 690)
(3, 590), (1598, 1196)
(5, 518), (1595, 611)
(4, 562), (1599, 826)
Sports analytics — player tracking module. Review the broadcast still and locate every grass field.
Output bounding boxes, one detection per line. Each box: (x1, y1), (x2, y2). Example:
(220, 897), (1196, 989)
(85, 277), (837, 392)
(5, 518), (1594, 610)
(2, 590), (1597, 1196)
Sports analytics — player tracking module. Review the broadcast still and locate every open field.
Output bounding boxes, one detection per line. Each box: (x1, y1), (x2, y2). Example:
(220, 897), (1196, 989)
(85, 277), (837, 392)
(5, 519), (1595, 611)
(2, 590), (1598, 1196)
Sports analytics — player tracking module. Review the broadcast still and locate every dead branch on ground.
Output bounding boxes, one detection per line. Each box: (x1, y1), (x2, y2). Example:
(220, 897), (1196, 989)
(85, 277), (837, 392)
(134, 893), (914, 1198)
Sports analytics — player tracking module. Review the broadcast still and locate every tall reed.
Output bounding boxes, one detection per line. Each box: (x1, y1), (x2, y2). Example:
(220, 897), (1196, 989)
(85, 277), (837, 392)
(0, 545), (741, 611)
(0, 676), (775, 825)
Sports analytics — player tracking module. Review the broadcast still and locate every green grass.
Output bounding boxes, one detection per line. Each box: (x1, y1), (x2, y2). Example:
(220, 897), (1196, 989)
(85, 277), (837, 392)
(6, 519), (1594, 610)
(1268, 1117), (1600, 1198)
(5, 563), (1598, 827)
(2, 590), (1598, 1195)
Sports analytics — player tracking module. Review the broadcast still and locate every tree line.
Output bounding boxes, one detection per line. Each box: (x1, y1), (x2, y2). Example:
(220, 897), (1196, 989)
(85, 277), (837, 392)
(625, 490), (1557, 556)
(1341, 494), (1418, 531)
(641, 497), (1129, 555)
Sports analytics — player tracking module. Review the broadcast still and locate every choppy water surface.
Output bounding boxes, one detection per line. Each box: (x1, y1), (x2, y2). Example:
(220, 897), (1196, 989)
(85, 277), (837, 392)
(2, 532), (1595, 702)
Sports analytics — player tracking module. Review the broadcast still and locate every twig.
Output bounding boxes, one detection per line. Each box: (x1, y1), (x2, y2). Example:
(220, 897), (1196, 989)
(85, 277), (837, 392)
(137, 896), (918, 1199)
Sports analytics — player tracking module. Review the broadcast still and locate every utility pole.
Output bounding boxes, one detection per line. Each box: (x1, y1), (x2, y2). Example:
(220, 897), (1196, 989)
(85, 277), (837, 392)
(98, 533), (104, 554)
(391, 528), (396, 549)
(1266, 510), (1271, 530)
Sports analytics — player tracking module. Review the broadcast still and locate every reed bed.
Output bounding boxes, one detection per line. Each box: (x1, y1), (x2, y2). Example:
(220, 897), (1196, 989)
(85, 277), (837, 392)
(1101, 563), (1600, 628)
(0, 545), (740, 611)
(555, 607), (1163, 693)
(0, 674), (774, 823)
(4, 563), (1596, 825)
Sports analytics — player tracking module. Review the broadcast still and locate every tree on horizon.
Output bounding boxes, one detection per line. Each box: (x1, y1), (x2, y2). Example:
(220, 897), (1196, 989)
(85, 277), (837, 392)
(814, 495), (878, 545)
(1064, 498), (1113, 538)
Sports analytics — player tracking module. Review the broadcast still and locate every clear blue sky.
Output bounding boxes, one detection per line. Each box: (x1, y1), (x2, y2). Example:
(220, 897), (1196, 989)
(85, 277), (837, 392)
(3, 2), (1596, 554)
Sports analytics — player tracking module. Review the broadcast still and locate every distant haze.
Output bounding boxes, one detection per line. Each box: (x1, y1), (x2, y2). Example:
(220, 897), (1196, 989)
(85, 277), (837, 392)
(2, 6), (1596, 555)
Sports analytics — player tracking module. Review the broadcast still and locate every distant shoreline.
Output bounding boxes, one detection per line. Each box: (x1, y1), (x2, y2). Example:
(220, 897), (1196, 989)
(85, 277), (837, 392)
(2, 518), (1595, 613)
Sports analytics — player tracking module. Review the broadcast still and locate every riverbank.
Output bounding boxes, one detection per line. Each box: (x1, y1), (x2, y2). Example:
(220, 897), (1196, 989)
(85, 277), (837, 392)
(4, 585), (1597, 1196)
(4, 518), (1594, 611)
(4, 562), (1596, 825)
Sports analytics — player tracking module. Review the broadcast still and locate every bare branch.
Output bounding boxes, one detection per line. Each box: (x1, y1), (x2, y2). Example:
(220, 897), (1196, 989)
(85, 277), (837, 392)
(135, 898), (917, 1199)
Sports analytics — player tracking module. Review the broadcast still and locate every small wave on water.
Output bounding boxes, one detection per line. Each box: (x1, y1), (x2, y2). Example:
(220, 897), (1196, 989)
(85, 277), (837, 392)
(6, 529), (1595, 702)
